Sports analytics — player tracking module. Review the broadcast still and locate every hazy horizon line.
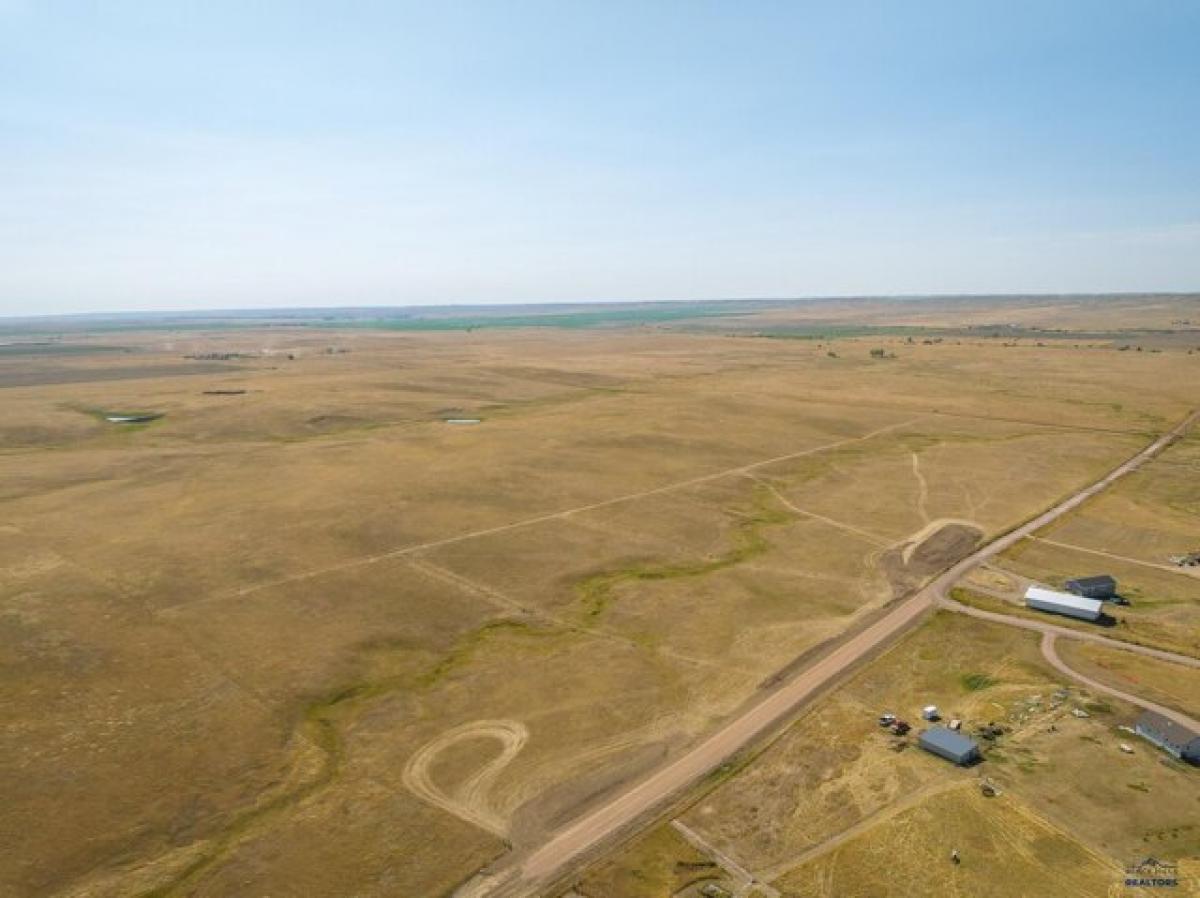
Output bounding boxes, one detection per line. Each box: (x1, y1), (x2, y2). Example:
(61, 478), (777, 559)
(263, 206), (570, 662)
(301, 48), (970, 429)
(5, 290), (1198, 322)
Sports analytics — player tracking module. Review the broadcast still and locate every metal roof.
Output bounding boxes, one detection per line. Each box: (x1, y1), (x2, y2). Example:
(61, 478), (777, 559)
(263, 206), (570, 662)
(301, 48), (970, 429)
(1024, 586), (1104, 615)
(1066, 575), (1116, 589)
(919, 726), (979, 758)
(1136, 711), (1200, 750)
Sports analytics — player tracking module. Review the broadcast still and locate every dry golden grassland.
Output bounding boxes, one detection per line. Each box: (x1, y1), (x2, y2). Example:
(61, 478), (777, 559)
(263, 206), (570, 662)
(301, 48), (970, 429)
(774, 787), (1120, 898)
(704, 292), (1200, 334)
(570, 824), (723, 898)
(1057, 640), (1200, 720)
(571, 614), (1200, 898)
(989, 428), (1200, 657)
(1, 305), (1197, 897)
(1042, 428), (1200, 561)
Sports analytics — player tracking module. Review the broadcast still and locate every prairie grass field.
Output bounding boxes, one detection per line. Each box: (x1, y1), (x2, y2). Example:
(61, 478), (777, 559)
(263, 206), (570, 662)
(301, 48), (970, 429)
(2, 295), (1198, 897)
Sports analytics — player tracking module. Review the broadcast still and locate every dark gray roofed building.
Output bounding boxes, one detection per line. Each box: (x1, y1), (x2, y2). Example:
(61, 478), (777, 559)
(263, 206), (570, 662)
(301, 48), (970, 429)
(1065, 575), (1117, 599)
(1135, 711), (1200, 764)
(918, 727), (981, 765)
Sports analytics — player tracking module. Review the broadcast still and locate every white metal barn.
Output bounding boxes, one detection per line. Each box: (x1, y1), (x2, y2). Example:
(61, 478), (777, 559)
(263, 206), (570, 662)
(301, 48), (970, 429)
(1024, 586), (1103, 621)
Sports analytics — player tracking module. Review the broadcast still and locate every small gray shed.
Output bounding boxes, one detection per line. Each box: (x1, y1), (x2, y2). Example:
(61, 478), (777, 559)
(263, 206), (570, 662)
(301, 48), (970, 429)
(918, 727), (981, 765)
(1065, 575), (1117, 599)
(1135, 711), (1200, 764)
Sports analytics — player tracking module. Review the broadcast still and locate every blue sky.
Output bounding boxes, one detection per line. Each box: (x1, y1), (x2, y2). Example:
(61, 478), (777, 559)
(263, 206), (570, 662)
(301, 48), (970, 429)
(2, 1), (1198, 315)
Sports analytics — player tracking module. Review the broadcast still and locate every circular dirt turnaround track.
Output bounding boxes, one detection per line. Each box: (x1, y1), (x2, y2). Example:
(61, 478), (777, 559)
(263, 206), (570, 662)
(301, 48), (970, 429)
(402, 720), (529, 838)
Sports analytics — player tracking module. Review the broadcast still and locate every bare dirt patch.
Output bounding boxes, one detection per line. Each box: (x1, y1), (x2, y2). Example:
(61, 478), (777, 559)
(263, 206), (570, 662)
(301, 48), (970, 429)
(879, 520), (983, 597)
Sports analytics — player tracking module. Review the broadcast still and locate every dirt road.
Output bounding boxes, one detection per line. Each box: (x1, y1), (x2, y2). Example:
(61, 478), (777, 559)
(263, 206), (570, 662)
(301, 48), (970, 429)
(755, 779), (975, 880)
(937, 599), (1200, 669)
(1031, 536), (1200, 581)
(465, 410), (1196, 897)
(1039, 632), (1200, 732)
(670, 820), (780, 898)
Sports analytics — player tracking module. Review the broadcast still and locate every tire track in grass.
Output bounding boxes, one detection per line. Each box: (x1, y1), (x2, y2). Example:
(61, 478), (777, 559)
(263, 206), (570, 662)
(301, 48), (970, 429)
(402, 720), (530, 838)
(135, 621), (546, 897)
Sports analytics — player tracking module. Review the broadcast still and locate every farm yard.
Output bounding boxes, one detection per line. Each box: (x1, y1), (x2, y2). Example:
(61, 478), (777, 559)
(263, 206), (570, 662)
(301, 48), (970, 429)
(567, 614), (1200, 898)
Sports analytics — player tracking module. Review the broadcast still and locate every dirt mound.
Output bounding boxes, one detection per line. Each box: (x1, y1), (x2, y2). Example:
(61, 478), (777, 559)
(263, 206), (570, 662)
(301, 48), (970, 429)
(881, 521), (983, 597)
(909, 523), (982, 572)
